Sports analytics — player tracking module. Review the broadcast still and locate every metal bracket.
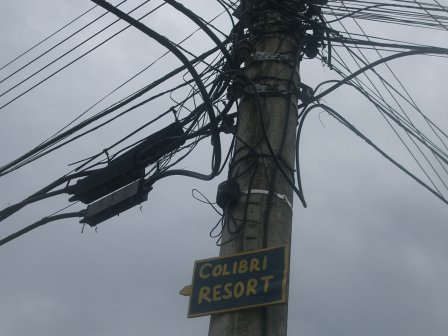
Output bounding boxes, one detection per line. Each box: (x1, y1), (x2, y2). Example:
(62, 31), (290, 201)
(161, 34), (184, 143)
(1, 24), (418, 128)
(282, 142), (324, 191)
(253, 83), (292, 96)
(251, 51), (292, 63)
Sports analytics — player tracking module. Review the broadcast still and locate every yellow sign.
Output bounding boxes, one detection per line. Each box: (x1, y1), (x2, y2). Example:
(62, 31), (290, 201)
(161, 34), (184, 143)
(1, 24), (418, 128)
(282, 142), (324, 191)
(188, 245), (289, 317)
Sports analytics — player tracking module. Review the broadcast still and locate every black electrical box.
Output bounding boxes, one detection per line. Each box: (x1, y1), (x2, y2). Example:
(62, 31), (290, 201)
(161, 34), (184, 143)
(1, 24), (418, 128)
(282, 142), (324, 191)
(69, 121), (184, 204)
(80, 179), (149, 226)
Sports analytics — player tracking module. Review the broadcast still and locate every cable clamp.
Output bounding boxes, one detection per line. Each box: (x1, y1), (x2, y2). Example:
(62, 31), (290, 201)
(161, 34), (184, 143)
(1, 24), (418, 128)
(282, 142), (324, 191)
(298, 83), (314, 103)
(241, 189), (292, 209)
(251, 51), (292, 63)
(253, 83), (291, 96)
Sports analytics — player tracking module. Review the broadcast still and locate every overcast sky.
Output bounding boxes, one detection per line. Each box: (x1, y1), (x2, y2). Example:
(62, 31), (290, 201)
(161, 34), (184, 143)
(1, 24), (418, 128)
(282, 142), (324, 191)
(0, 1), (448, 335)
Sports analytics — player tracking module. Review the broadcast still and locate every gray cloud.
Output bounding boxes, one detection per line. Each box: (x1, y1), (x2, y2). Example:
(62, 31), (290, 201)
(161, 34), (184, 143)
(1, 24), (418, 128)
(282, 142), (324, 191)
(1, 1), (448, 336)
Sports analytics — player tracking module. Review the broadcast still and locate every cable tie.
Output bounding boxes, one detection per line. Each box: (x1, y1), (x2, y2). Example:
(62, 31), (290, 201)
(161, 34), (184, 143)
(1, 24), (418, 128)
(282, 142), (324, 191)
(241, 189), (292, 209)
(251, 51), (292, 63)
(251, 83), (292, 96)
(103, 148), (111, 163)
(170, 106), (179, 121)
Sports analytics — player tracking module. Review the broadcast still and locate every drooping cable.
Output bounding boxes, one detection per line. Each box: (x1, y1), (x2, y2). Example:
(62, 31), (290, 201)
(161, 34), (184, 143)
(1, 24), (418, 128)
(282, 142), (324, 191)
(90, 0), (222, 182)
(0, 212), (85, 247)
(0, 4), (99, 72)
(0, 0), (164, 111)
(0, 45), (222, 177)
(314, 103), (448, 205)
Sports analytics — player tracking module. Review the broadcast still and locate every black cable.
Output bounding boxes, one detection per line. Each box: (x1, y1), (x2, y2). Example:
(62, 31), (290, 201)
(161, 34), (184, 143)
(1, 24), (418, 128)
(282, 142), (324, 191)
(325, 2), (446, 24)
(256, 37), (304, 251)
(320, 45), (448, 168)
(338, 33), (448, 148)
(163, 0), (233, 62)
(324, 0), (448, 30)
(0, 190), (66, 222)
(216, 0), (236, 28)
(38, 9), (228, 153)
(314, 103), (448, 205)
(23, 72), (212, 174)
(0, 0), (162, 111)
(0, 211), (85, 247)
(192, 189), (222, 216)
(300, 48), (448, 109)
(329, 14), (447, 193)
(0, 45), (222, 177)
(73, 78), (222, 174)
(315, 79), (448, 166)
(337, 29), (448, 191)
(0, 4), (99, 72)
(0, 0), (129, 88)
(233, 69), (307, 206)
(145, 71), (234, 184)
(91, 0), (222, 179)
(0, 171), (93, 222)
(330, 36), (448, 52)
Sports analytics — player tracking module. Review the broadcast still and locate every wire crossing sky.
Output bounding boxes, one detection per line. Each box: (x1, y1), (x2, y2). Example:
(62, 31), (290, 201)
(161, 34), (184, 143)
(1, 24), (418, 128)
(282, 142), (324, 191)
(0, 1), (447, 335)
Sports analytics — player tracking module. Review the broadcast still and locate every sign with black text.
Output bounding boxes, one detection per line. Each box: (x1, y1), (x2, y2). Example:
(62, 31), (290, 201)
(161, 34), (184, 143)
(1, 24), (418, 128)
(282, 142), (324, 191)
(188, 245), (289, 318)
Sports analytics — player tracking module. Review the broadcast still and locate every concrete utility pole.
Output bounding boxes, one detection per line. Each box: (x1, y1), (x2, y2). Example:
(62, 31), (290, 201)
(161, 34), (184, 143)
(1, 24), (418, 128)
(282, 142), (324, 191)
(209, 1), (303, 335)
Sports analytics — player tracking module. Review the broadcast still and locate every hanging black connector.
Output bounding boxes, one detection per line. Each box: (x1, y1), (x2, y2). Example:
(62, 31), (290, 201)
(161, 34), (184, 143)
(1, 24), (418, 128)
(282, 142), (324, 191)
(68, 121), (185, 204)
(298, 83), (314, 104)
(221, 115), (236, 135)
(216, 179), (240, 209)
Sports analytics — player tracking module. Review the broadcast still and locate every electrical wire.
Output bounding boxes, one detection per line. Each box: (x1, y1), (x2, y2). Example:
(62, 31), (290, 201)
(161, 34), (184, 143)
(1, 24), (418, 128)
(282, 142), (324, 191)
(0, 4), (99, 72)
(314, 103), (448, 205)
(0, 45), (222, 177)
(0, 211), (85, 247)
(40, 8), (230, 150)
(2, 0), (448, 242)
(0, 0), (163, 111)
(0, 171), (93, 222)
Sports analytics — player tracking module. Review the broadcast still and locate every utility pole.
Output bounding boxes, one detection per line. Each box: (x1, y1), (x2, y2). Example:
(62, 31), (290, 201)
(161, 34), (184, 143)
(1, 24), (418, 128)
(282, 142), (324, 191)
(209, 1), (306, 335)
